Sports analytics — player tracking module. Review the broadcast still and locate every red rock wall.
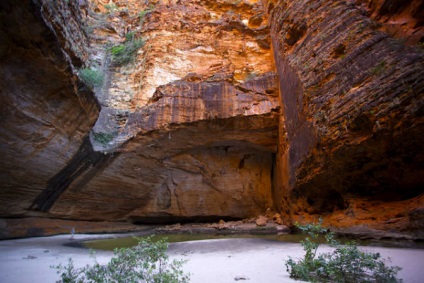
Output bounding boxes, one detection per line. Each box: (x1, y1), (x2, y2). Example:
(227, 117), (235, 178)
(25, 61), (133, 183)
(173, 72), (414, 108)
(266, 0), (424, 237)
(355, 0), (423, 45)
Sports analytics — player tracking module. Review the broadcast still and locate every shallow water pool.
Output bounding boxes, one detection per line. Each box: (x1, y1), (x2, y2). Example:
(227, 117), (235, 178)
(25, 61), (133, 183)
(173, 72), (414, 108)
(83, 232), (424, 251)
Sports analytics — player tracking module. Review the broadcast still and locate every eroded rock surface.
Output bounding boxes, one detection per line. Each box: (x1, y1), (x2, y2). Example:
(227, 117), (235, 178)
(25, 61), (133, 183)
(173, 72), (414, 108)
(1, 0), (279, 235)
(266, 0), (424, 237)
(355, 0), (424, 45)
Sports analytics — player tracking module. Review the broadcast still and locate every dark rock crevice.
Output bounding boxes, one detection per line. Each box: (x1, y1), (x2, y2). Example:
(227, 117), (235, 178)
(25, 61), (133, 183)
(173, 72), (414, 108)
(29, 136), (114, 212)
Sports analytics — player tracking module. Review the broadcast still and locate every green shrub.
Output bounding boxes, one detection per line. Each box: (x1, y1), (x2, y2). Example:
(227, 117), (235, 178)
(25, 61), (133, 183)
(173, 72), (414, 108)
(92, 131), (115, 146)
(53, 237), (190, 283)
(139, 9), (150, 19)
(104, 3), (118, 12)
(110, 44), (125, 56)
(139, 7), (154, 25)
(125, 31), (136, 42)
(110, 33), (144, 66)
(79, 68), (104, 88)
(285, 220), (402, 283)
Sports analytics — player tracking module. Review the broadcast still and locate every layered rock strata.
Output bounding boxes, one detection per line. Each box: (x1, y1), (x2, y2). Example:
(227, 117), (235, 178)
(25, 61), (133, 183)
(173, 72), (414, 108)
(266, 0), (424, 237)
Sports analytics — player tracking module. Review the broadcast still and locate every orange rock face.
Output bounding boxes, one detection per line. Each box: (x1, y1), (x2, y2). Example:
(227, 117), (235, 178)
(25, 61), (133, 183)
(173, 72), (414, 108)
(1, 0), (280, 233)
(85, 0), (277, 151)
(62, 0), (279, 222)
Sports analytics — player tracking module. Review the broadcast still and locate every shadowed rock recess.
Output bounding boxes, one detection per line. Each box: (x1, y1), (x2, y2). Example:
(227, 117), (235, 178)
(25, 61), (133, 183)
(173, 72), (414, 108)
(0, 0), (422, 239)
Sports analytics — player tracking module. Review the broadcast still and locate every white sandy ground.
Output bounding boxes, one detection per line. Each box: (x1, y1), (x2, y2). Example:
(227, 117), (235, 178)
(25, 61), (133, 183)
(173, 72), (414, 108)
(0, 234), (424, 283)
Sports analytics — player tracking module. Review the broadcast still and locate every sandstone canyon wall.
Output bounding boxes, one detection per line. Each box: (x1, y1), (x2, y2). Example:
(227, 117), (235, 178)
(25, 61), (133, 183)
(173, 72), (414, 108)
(0, 0), (423, 239)
(266, 0), (424, 237)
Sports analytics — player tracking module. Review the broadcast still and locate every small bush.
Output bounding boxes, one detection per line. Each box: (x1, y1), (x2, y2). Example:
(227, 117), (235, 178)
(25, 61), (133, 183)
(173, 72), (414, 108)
(139, 7), (154, 25)
(53, 237), (190, 283)
(110, 33), (144, 66)
(79, 68), (104, 88)
(139, 9), (150, 19)
(125, 31), (136, 42)
(285, 220), (402, 283)
(92, 131), (115, 146)
(104, 3), (118, 12)
(110, 45), (125, 56)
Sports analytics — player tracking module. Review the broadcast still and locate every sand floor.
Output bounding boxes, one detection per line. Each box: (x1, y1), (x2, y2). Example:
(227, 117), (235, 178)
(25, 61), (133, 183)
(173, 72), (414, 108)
(0, 234), (423, 283)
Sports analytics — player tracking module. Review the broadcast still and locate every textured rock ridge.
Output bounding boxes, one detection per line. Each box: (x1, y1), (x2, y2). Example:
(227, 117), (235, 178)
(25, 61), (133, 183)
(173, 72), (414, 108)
(355, 0), (424, 45)
(266, 0), (424, 237)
